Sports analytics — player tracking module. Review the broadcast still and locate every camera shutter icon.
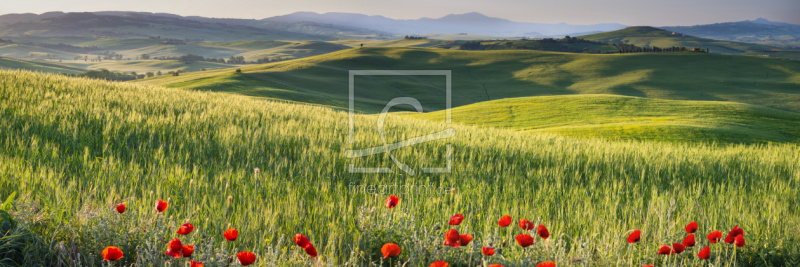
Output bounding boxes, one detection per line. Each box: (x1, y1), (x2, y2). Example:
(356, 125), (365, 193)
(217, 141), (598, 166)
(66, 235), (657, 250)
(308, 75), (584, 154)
(346, 70), (454, 175)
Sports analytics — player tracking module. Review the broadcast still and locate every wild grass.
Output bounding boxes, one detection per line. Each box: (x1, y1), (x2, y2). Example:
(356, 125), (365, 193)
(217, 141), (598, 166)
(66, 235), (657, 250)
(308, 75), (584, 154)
(86, 60), (235, 74)
(409, 94), (800, 144)
(580, 27), (783, 55)
(136, 47), (800, 114)
(0, 70), (798, 266)
(0, 43), (81, 61)
(0, 57), (85, 74)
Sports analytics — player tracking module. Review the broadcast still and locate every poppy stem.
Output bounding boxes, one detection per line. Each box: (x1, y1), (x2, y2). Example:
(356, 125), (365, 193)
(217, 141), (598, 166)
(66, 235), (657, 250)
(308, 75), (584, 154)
(626, 245), (631, 266)
(545, 238), (550, 254)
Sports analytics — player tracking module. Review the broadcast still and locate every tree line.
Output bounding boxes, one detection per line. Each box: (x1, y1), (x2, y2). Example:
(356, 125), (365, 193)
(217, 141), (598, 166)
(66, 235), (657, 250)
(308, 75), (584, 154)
(459, 36), (708, 54)
(142, 54), (288, 64)
(63, 69), (186, 81)
(459, 37), (605, 53)
(615, 44), (706, 53)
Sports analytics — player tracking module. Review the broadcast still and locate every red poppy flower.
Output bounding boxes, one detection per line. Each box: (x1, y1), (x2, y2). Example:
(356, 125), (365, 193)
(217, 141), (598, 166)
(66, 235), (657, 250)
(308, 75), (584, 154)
(448, 214), (464, 225)
(381, 243), (401, 258)
(102, 246), (123, 261)
(190, 260), (204, 267)
(685, 221), (698, 234)
(385, 195), (400, 209)
(155, 199), (168, 213)
(443, 239), (461, 248)
(498, 215), (512, 227)
(305, 245), (318, 257)
(429, 261), (450, 267)
(181, 245), (194, 258)
(725, 225), (744, 243)
(488, 265), (504, 267)
(165, 248), (181, 258)
(167, 238), (182, 251)
(445, 229), (460, 243)
(735, 235), (745, 247)
(164, 238), (183, 258)
(731, 225), (744, 237)
(482, 246), (495, 256)
(177, 223), (194, 235)
(237, 251), (257, 266)
(294, 233), (311, 248)
(723, 233), (735, 243)
(537, 224), (550, 239)
(518, 219), (534, 231)
(698, 246), (710, 260)
(459, 234), (473, 246)
(536, 262), (555, 267)
(672, 243), (686, 254)
(682, 234), (696, 247)
(115, 203), (126, 214)
(627, 230), (641, 243)
(707, 230), (722, 243)
(223, 228), (238, 241)
(516, 234), (534, 247)
(643, 265), (654, 267)
(657, 245), (671, 255)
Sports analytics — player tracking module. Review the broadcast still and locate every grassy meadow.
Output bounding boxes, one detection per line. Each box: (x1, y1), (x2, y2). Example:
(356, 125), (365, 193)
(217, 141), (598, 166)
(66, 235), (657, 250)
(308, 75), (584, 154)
(85, 60), (236, 74)
(409, 94), (800, 144)
(580, 27), (784, 54)
(137, 47), (800, 113)
(0, 57), (85, 74)
(0, 69), (799, 266)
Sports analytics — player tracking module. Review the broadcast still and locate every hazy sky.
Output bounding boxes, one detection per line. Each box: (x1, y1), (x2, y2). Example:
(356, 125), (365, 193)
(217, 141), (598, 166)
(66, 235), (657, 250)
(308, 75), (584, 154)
(1, 0), (798, 26)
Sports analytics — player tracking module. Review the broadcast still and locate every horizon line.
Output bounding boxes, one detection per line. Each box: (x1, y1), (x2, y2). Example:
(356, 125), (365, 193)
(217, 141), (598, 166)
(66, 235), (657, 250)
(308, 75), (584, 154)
(1, 10), (795, 27)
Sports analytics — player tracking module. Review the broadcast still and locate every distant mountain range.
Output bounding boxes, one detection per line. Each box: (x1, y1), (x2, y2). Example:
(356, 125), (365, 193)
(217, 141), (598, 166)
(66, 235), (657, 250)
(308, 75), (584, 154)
(0, 12), (336, 41)
(662, 18), (800, 47)
(0, 11), (799, 47)
(264, 11), (626, 37)
(0, 11), (625, 40)
(0, 11), (388, 41)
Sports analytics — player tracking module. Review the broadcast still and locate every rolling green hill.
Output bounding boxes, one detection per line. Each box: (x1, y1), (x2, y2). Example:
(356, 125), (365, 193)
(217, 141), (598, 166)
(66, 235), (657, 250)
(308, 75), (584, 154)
(0, 42), (81, 60)
(73, 37), (164, 50)
(662, 18), (800, 48)
(581, 26), (785, 54)
(136, 47), (800, 114)
(456, 37), (619, 53)
(114, 42), (245, 60)
(109, 40), (351, 62)
(85, 60), (236, 73)
(0, 38), (354, 73)
(2, 36), (100, 46)
(0, 37), (358, 62)
(1, 69), (798, 266)
(410, 94), (800, 144)
(362, 38), (457, 48)
(0, 57), (85, 73)
(219, 41), (351, 61)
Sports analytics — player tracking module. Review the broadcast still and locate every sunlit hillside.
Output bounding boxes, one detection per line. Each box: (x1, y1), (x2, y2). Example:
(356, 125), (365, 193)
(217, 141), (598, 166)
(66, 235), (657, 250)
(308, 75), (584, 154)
(1, 70), (798, 266)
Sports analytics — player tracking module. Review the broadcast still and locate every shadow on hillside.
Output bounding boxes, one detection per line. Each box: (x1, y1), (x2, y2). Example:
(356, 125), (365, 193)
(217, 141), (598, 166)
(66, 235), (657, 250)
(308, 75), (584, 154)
(175, 48), (800, 114)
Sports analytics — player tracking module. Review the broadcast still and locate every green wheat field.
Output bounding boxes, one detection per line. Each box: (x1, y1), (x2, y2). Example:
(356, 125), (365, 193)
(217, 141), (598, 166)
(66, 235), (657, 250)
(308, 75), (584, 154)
(1, 62), (799, 266)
